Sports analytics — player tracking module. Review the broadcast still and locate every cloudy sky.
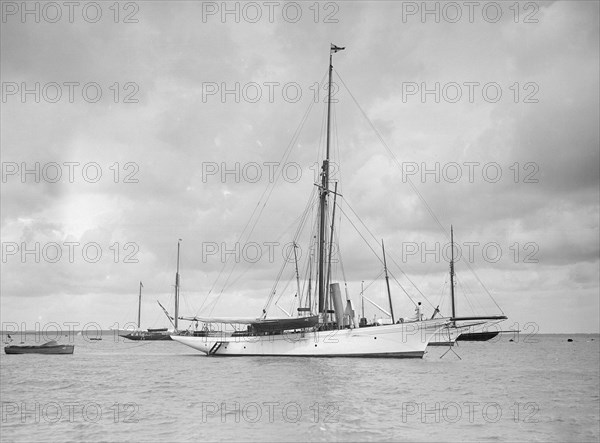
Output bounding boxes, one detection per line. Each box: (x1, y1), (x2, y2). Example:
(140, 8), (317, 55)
(1, 1), (598, 333)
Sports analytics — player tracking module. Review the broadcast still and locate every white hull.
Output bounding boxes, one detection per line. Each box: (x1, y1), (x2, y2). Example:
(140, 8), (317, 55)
(172, 318), (449, 358)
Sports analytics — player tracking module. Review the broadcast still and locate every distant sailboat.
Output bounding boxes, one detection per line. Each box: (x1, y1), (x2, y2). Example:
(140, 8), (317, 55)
(171, 45), (450, 357)
(120, 240), (182, 341)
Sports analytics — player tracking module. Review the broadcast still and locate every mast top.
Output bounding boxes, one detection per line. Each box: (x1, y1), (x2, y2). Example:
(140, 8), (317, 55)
(450, 225), (456, 319)
(330, 44), (345, 65)
(330, 44), (345, 54)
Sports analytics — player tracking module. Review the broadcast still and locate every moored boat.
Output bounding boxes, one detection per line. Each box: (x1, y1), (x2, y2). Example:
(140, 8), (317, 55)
(428, 226), (507, 346)
(171, 45), (450, 358)
(456, 330), (500, 341)
(4, 340), (74, 355)
(120, 328), (172, 341)
(173, 316), (446, 358)
(120, 250), (184, 342)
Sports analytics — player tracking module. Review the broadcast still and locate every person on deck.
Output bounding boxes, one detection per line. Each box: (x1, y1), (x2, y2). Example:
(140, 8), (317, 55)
(414, 302), (423, 321)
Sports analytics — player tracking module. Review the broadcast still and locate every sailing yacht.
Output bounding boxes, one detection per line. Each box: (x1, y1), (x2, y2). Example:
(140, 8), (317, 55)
(120, 240), (182, 341)
(429, 226), (507, 346)
(171, 45), (450, 357)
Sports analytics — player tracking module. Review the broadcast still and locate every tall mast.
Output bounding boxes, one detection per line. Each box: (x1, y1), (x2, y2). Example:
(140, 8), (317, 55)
(307, 249), (312, 313)
(382, 240), (395, 324)
(175, 239), (181, 331)
(137, 281), (142, 329)
(317, 51), (333, 314)
(293, 242), (301, 311)
(361, 280), (365, 318)
(318, 44), (344, 315)
(450, 226), (456, 319)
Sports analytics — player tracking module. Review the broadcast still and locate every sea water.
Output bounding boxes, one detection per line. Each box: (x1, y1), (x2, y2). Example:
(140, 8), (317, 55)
(1, 333), (598, 442)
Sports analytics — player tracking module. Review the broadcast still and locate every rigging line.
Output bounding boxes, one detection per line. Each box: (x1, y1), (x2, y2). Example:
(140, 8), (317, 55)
(241, 101), (314, 247)
(286, 271), (299, 316)
(456, 273), (485, 315)
(287, 193), (319, 266)
(337, 200), (429, 308)
(452, 229), (504, 314)
(452, 230), (504, 314)
(303, 205), (320, 280)
(471, 281), (488, 314)
(317, 87), (329, 170)
(385, 255), (432, 306)
(436, 279), (448, 311)
(291, 187), (320, 244)
(313, 67), (331, 166)
(331, 95), (340, 182)
(206, 96), (319, 316)
(262, 246), (296, 316)
(334, 203), (413, 304)
(227, 227), (315, 310)
(303, 224), (318, 313)
(331, 83), (431, 302)
(332, 102), (345, 241)
(296, 268), (304, 311)
(260, 197), (320, 317)
(328, 100), (347, 284)
(196, 163), (293, 314)
(335, 69), (447, 235)
(203, 296), (220, 313)
(226, 190), (319, 291)
(274, 273), (293, 304)
(200, 72), (329, 317)
(457, 256), (504, 314)
(363, 269), (385, 291)
(333, 203), (348, 285)
(456, 275), (478, 315)
(454, 274), (476, 314)
(246, 106), (313, 240)
(335, 70), (503, 313)
(230, 210), (317, 294)
(341, 197), (429, 302)
(336, 204), (384, 266)
(387, 269), (418, 307)
(243, 68), (327, 243)
(301, 215), (317, 280)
